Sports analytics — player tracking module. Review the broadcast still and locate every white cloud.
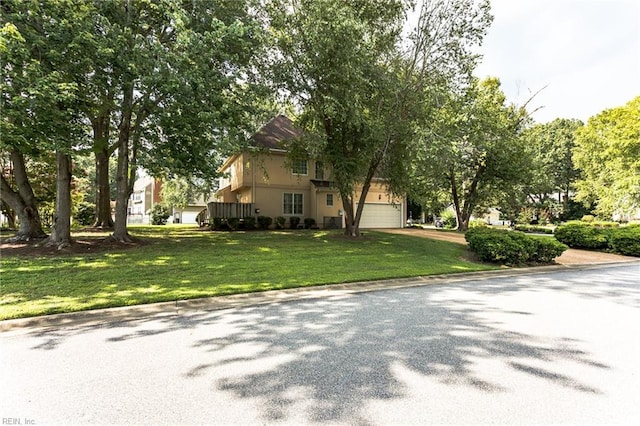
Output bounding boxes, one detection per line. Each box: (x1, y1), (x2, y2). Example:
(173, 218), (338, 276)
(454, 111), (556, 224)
(474, 0), (640, 123)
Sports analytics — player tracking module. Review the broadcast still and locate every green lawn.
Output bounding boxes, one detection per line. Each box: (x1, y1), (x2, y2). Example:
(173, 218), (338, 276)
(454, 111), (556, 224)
(0, 226), (498, 320)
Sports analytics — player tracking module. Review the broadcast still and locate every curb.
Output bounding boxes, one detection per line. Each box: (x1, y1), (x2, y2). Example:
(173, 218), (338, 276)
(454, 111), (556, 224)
(2, 260), (638, 333)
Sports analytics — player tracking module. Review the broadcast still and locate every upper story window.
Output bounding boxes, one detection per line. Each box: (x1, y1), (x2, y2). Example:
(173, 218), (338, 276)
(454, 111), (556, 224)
(291, 159), (308, 175)
(315, 161), (325, 180)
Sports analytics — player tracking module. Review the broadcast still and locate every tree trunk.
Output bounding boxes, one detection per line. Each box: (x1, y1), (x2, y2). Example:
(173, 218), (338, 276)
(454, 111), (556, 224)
(93, 148), (114, 228)
(112, 82), (134, 242)
(43, 152), (73, 248)
(0, 150), (47, 241)
(341, 193), (358, 236)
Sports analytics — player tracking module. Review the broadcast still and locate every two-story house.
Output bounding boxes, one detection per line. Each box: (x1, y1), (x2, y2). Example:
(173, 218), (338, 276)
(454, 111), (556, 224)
(214, 115), (405, 229)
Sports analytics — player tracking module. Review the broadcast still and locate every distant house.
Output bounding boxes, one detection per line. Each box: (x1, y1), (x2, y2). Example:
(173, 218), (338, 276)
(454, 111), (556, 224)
(213, 115), (405, 229)
(128, 175), (213, 225)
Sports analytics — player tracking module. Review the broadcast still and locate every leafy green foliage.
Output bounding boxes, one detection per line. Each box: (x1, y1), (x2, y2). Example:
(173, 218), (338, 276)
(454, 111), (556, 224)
(257, 216), (273, 230)
(608, 226), (640, 256)
(275, 216), (286, 229)
(270, 0), (492, 236)
(304, 218), (317, 229)
(242, 216), (256, 230)
(412, 78), (530, 231)
(466, 227), (567, 265)
(554, 223), (639, 256)
(514, 225), (554, 234)
(150, 204), (170, 226)
(439, 209), (458, 229)
(573, 96), (640, 219)
(521, 118), (583, 203)
(554, 223), (610, 249)
(74, 202), (96, 226)
(289, 216), (301, 229)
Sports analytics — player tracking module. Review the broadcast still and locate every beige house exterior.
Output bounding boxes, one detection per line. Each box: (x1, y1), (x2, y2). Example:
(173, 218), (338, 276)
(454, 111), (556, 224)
(214, 116), (405, 229)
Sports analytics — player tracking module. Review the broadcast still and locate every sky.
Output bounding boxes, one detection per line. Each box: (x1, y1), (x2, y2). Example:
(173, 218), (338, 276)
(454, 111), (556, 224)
(473, 0), (640, 124)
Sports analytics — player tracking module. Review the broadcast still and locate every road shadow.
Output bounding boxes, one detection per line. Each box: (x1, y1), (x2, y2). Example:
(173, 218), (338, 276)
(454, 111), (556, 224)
(19, 264), (639, 424)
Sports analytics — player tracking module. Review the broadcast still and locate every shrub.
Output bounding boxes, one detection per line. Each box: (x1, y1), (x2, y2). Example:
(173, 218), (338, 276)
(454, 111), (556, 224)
(304, 217), (316, 229)
(227, 217), (240, 230)
(211, 217), (226, 231)
(514, 224), (554, 234)
(469, 219), (487, 229)
(554, 223), (609, 249)
(242, 216), (256, 230)
(530, 237), (570, 263)
(257, 216), (273, 230)
(608, 226), (640, 256)
(74, 201), (95, 226)
(466, 227), (567, 265)
(581, 215), (595, 223)
(440, 209), (457, 229)
(150, 204), (170, 225)
(289, 216), (301, 229)
(275, 216), (286, 229)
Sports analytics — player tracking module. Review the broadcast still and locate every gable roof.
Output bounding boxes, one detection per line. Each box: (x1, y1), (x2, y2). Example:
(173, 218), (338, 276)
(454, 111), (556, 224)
(251, 115), (302, 150)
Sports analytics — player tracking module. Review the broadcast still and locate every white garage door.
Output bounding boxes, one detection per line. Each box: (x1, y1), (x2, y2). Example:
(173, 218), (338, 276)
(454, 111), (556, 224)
(358, 203), (403, 228)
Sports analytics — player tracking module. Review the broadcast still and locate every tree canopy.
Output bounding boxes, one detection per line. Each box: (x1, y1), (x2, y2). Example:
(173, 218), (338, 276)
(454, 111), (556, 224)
(410, 77), (529, 231)
(269, 0), (492, 235)
(573, 96), (640, 219)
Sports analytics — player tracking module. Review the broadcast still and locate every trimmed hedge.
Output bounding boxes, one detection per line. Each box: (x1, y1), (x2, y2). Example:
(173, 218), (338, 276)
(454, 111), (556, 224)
(257, 216), (273, 230)
(514, 224), (554, 234)
(553, 223), (609, 249)
(465, 227), (568, 265)
(609, 226), (640, 256)
(555, 223), (639, 256)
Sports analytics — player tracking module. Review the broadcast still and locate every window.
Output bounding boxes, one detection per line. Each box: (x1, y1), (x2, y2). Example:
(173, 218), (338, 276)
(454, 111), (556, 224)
(326, 193), (334, 207)
(291, 159), (308, 175)
(315, 161), (324, 180)
(283, 193), (303, 215)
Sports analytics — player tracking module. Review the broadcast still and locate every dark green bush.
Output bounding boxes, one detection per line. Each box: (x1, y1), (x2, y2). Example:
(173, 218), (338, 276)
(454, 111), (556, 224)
(289, 216), (301, 229)
(275, 216), (286, 229)
(530, 238), (570, 263)
(304, 217), (316, 229)
(554, 223), (609, 249)
(74, 201), (95, 226)
(211, 217), (225, 231)
(257, 216), (273, 230)
(150, 204), (170, 225)
(466, 227), (567, 265)
(227, 217), (240, 230)
(242, 216), (256, 230)
(608, 227), (640, 256)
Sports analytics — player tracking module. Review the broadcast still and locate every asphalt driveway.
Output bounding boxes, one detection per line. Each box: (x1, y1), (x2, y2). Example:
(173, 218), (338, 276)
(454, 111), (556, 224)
(1, 263), (639, 425)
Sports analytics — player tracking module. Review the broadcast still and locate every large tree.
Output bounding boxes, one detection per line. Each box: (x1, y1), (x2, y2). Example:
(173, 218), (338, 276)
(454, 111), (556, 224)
(0, 19), (63, 241)
(270, 0), (492, 236)
(521, 118), (583, 205)
(573, 96), (640, 219)
(2, 0), (94, 247)
(411, 77), (529, 231)
(94, 0), (267, 242)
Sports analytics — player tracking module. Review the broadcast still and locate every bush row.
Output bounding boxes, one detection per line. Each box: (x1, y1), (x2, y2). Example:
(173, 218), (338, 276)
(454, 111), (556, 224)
(514, 224), (554, 234)
(554, 223), (640, 256)
(210, 216), (317, 231)
(465, 227), (568, 265)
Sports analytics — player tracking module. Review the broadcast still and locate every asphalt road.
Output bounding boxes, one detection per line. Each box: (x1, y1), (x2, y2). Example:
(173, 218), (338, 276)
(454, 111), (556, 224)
(2, 263), (639, 425)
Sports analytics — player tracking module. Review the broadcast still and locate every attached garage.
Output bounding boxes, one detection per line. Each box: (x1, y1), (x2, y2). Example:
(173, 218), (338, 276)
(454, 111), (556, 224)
(358, 203), (403, 228)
